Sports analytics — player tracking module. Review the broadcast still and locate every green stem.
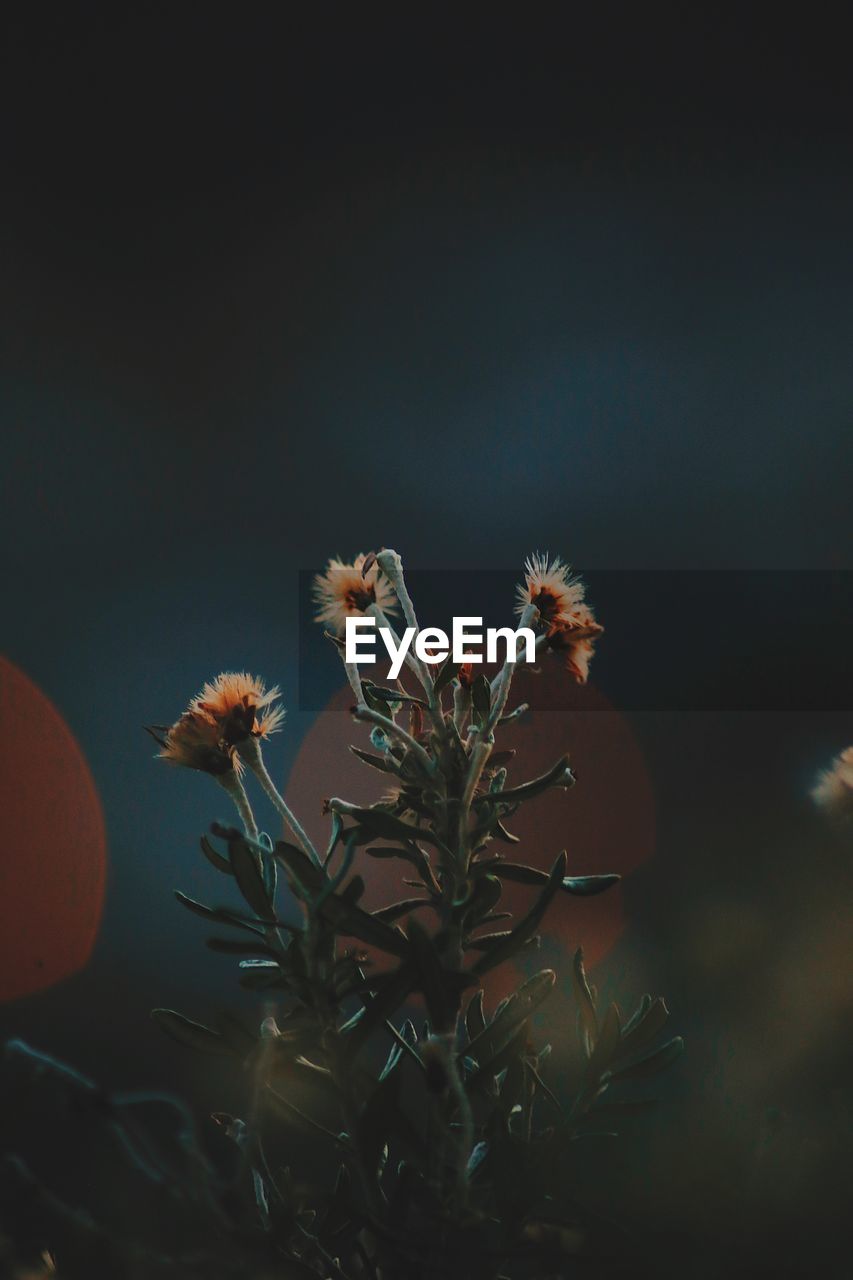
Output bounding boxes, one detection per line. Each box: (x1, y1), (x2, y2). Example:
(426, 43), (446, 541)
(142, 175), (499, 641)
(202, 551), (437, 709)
(236, 737), (321, 866)
(216, 770), (258, 840)
(351, 705), (436, 776)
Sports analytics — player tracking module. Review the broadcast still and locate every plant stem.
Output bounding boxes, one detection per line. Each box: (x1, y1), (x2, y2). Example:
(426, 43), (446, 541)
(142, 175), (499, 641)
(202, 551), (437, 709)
(236, 737), (321, 866)
(351, 705), (436, 776)
(344, 659), (365, 705)
(216, 771), (258, 840)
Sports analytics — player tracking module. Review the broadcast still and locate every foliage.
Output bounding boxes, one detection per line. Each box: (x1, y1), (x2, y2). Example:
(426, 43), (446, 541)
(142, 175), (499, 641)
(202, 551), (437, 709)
(2, 550), (681, 1279)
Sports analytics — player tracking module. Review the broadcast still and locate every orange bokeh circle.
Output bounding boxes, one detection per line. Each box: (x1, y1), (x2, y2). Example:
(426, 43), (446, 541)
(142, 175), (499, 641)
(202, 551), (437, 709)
(0, 656), (107, 1001)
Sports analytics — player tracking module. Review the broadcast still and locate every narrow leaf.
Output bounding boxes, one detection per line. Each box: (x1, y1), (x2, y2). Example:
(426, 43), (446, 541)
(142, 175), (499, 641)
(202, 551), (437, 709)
(606, 1036), (684, 1083)
(151, 1009), (232, 1057)
(471, 852), (567, 975)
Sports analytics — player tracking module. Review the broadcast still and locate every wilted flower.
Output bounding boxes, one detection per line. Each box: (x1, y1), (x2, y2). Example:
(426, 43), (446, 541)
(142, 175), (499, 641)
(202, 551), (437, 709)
(148, 711), (238, 776)
(191, 672), (284, 748)
(515, 554), (602, 683)
(812, 746), (853, 824)
(545, 605), (604, 685)
(313, 553), (398, 634)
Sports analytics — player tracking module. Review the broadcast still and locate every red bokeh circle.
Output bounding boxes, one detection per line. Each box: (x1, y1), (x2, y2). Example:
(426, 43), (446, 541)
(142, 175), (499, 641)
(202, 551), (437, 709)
(283, 662), (654, 996)
(0, 656), (107, 1001)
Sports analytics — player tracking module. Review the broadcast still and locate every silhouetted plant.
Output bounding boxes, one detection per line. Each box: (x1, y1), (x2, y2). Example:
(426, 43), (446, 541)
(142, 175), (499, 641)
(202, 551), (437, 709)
(2, 550), (681, 1279)
(145, 549), (682, 1278)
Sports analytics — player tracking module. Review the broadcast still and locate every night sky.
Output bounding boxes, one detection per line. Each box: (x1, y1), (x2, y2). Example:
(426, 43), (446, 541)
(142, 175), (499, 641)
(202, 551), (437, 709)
(1, 8), (851, 1276)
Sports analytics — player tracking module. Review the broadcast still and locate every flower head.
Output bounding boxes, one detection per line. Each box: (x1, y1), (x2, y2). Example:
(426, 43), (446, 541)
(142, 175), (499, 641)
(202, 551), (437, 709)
(149, 711), (239, 776)
(545, 606), (604, 685)
(516, 553), (602, 683)
(515, 553), (587, 627)
(191, 672), (284, 748)
(313, 553), (399, 635)
(812, 746), (853, 825)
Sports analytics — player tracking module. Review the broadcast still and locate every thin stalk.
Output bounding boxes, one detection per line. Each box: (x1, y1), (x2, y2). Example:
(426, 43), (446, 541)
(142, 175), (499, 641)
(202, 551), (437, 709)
(216, 770), (258, 840)
(375, 548), (433, 691)
(367, 602), (422, 684)
(452, 682), (471, 733)
(344, 659), (365, 706)
(236, 737), (321, 866)
(486, 602), (539, 734)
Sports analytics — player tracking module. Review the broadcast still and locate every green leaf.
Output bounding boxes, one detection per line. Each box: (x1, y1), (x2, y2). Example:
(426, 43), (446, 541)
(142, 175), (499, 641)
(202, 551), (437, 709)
(489, 861), (549, 885)
(362, 681), (427, 707)
(433, 656), (460, 695)
(466, 930), (540, 954)
(463, 873), (503, 926)
(464, 989), (486, 1042)
(365, 845), (441, 895)
(274, 840), (326, 901)
(613, 997), (671, 1062)
(471, 852), (567, 975)
(605, 1036), (684, 1083)
(344, 963), (418, 1058)
(379, 1018), (418, 1081)
(467, 1021), (530, 1091)
(238, 959), (284, 990)
(622, 993), (652, 1034)
(200, 834), (233, 875)
(228, 835), (275, 921)
(587, 1001), (621, 1075)
(174, 891), (266, 936)
(489, 861), (620, 897)
(561, 874), (621, 896)
(464, 969), (555, 1069)
(343, 807), (443, 850)
(572, 947), (598, 1057)
(339, 874), (366, 905)
(151, 1009), (232, 1057)
(471, 674), (492, 726)
(324, 811), (344, 867)
(349, 746), (399, 774)
(373, 897), (434, 923)
(318, 895), (409, 957)
(474, 755), (573, 805)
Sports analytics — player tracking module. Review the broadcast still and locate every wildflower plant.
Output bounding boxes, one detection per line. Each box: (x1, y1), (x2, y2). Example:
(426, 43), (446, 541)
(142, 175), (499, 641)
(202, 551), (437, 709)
(137, 548), (684, 1278)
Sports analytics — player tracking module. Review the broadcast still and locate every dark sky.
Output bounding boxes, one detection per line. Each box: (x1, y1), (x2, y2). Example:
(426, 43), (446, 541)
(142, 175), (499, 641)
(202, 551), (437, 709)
(2, 7), (851, 583)
(1, 9), (851, 1272)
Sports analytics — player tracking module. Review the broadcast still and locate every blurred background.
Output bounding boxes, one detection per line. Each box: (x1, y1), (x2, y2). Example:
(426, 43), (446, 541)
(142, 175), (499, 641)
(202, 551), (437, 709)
(1, 6), (851, 1275)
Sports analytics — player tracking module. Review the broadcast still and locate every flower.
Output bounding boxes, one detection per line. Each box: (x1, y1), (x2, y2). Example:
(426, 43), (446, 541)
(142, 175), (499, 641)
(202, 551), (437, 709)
(812, 746), (853, 824)
(191, 672), (284, 748)
(148, 711), (239, 775)
(515, 553), (587, 626)
(545, 606), (604, 684)
(457, 662), (474, 688)
(313, 553), (399, 635)
(516, 553), (602, 683)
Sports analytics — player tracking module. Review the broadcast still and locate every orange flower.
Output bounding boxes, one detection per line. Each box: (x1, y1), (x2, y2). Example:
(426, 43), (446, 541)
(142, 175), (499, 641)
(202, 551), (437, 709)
(545, 606), (604, 685)
(191, 672), (284, 748)
(313, 553), (398, 635)
(148, 711), (238, 776)
(812, 746), (853, 824)
(515, 553), (586, 627)
(515, 554), (602, 683)
(457, 661), (475, 688)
